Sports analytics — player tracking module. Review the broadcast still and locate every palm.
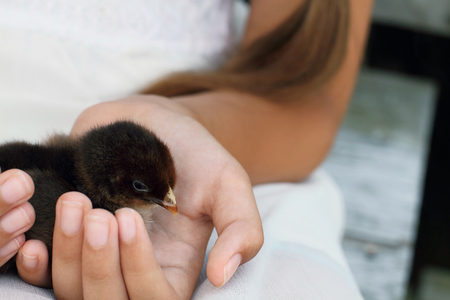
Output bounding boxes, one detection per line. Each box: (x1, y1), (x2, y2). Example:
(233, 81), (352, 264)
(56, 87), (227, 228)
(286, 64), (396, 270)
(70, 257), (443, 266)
(149, 209), (212, 295)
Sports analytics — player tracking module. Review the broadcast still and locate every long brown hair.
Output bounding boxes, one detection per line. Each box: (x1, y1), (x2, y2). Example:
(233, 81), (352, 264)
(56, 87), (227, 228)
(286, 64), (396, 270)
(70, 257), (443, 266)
(142, 0), (350, 101)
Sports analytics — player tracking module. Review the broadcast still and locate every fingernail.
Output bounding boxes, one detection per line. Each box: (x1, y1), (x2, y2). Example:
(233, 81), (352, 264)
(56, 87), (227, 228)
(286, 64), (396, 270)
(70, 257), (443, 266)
(116, 208), (136, 242)
(85, 215), (110, 248)
(0, 173), (32, 204)
(221, 253), (242, 287)
(22, 253), (38, 269)
(0, 238), (20, 257)
(1, 206), (31, 233)
(60, 201), (84, 235)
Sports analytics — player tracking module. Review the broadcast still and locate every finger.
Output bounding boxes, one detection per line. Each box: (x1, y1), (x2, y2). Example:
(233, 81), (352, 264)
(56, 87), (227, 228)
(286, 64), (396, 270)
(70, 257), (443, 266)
(16, 239), (51, 287)
(0, 169), (35, 271)
(116, 208), (180, 299)
(82, 209), (128, 300)
(0, 169), (34, 216)
(206, 172), (264, 287)
(52, 192), (93, 299)
(0, 234), (24, 268)
(0, 202), (35, 249)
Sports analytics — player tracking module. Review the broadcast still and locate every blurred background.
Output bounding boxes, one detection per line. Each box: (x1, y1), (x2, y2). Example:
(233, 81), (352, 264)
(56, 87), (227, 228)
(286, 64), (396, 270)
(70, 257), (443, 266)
(319, 0), (450, 299)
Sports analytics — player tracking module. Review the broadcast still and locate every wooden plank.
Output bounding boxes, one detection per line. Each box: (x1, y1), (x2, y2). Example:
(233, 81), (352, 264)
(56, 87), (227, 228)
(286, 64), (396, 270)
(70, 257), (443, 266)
(322, 69), (437, 300)
(342, 239), (413, 300)
(373, 0), (450, 37)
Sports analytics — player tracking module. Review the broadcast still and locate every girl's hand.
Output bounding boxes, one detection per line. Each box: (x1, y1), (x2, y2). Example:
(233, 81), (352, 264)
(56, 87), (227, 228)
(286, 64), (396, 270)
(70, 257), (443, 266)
(17, 95), (263, 299)
(0, 169), (42, 279)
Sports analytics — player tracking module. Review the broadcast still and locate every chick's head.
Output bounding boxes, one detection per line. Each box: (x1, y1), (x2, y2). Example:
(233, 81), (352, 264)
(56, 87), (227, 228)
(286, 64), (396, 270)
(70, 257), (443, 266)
(76, 121), (177, 214)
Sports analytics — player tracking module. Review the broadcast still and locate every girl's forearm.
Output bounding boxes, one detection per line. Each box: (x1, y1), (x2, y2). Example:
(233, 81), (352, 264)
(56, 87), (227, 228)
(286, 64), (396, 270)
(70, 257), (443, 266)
(173, 90), (338, 185)
(172, 0), (373, 185)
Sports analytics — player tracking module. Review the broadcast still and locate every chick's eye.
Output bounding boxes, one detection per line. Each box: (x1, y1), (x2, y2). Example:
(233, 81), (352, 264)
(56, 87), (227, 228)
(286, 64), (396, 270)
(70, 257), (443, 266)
(132, 180), (149, 192)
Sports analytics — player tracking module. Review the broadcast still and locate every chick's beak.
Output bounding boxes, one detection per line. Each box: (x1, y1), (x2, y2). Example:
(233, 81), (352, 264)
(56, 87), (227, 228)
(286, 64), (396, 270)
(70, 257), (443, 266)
(162, 186), (178, 216)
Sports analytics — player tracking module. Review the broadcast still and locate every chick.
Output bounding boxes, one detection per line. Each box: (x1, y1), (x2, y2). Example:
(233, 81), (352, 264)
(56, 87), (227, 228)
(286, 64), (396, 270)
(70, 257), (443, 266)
(0, 121), (177, 273)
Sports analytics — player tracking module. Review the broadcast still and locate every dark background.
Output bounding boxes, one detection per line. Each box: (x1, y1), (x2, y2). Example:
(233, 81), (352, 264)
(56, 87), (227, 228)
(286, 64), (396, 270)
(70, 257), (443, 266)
(364, 23), (450, 295)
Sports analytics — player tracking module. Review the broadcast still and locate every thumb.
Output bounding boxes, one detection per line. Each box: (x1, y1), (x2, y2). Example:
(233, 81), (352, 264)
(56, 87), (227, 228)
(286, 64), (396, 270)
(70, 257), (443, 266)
(206, 177), (263, 287)
(16, 239), (52, 288)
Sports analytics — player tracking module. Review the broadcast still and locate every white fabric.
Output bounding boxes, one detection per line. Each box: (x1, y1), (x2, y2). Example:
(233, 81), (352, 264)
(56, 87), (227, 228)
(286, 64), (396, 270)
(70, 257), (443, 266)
(193, 172), (362, 299)
(0, 0), (236, 58)
(0, 172), (362, 300)
(0, 2), (363, 299)
(0, 24), (218, 141)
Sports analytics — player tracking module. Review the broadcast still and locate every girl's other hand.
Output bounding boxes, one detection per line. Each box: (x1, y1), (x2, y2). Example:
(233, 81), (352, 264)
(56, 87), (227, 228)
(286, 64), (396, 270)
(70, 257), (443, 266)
(0, 169), (34, 267)
(0, 169), (52, 287)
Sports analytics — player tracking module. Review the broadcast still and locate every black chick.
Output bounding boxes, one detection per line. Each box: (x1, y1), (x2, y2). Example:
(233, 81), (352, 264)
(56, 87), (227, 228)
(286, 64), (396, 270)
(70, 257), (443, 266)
(0, 121), (177, 273)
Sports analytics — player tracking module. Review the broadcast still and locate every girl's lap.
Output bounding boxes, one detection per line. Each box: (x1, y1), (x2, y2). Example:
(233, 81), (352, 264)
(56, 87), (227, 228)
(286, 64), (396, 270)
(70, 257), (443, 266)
(1, 171), (362, 300)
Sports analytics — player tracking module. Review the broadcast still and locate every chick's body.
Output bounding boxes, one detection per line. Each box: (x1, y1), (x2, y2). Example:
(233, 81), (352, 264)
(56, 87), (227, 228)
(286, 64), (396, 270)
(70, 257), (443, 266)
(0, 121), (177, 273)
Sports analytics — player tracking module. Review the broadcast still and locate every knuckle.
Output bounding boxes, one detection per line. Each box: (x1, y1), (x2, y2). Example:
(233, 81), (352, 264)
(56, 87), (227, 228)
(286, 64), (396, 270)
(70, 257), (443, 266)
(242, 225), (264, 257)
(83, 268), (113, 284)
(53, 251), (79, 266)
(0, 203), (35, 236)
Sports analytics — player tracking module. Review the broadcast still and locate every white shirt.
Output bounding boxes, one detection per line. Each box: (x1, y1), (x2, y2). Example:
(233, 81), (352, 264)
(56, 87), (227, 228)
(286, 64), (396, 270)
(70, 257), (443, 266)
(0, 0), (237, 58)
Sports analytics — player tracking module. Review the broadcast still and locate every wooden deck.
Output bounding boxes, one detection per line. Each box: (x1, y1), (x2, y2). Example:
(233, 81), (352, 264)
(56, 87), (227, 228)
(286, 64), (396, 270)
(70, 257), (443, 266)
(322, 69), (436, 300)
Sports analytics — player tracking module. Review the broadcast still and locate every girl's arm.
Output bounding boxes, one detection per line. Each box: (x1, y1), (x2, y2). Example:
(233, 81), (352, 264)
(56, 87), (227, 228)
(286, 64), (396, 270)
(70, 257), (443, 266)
(174, 0), (375, 184)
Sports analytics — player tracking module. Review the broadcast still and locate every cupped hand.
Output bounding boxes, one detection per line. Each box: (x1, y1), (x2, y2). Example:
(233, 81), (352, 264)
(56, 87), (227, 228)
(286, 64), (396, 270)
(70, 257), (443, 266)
(16, 95), (263, 299)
